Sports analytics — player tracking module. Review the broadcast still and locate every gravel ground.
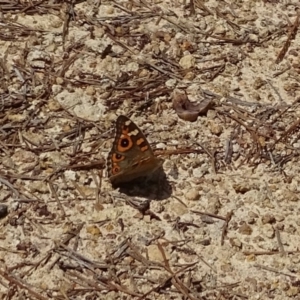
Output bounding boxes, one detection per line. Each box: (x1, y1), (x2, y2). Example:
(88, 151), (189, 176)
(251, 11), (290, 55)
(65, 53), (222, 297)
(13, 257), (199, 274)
(0, 1), (300, 299)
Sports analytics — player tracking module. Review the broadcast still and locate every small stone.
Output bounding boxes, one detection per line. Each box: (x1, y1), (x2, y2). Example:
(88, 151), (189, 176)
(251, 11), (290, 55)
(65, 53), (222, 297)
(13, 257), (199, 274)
(180, 214), (194, 223)
(233, 183), (251, 194)
(284, 190), (298, 202)
(208, 121), (223, 135)
(162, 213), (171, 221)
(261, 214), (276, 224)
(48, 98), (61, 111)
(229, 238), (242, 249)
(155, 143), (167, 150)
(183, 71), (195, 80)
(207, 110), (217, 119)
(56, 90), (106, 122)
(247, 217), (256, 225)
(246, 254), (256, 262)
(147, 244), (169, 263)
(201, 215), (214, 224)
(165, 78), (177, 88)
(86, 86), (95, 96)
(214, 24), (226, 35)
(28, 181), (48, 194)
(248, 211), (259, 219)
(55, 77), (64, 85)
(185, 188), (200, 201)
(200, 238), (211, 246)
(10, 202), (19, 211)
(253, 235), (264, 243)
(206, 197), (221, 214)
(275, 223), (284, 230)
(151, 202), (164, 214)
(8, 113), (27, 122)
(238, 223), (253, 235)
(220, 263), (233, 272)
(179, 54), (195, 69)
(286, 224), (297, 234)
(12, 150), (37, 173)
(106, 6), (114, 14)
(134, 212), (144, 220)
(0, 190), (10, 202)
(280, 281), (290, 291)
(263, 224), (275, 238)
(286, 264), (299, 273)
(275, 214), (285, 222)
(86, 225), (101, 236)
(248, 34), (259, 43)
(286, 286), (299, 297)
(246, 277), (257, 289)
(292, 256), (300, 264)
(105, 223), (115, 232)
(64, 170), (77, 181)
(144, 215), (151, 223)
(169, 202), (188, 216)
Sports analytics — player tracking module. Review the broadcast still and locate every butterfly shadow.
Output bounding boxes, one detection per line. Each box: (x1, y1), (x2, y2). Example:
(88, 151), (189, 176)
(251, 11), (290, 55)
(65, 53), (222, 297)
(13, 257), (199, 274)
(111, 166), (172, 201)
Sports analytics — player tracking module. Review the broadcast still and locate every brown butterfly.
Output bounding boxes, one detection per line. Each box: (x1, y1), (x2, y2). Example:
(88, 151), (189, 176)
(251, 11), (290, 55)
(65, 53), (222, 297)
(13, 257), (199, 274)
(107, 115), (163, 185)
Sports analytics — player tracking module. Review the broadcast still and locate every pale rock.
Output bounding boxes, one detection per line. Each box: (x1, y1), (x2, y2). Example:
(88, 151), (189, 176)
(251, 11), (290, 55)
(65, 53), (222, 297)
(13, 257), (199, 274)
(165, 79), (177, 87)
(28, 181), (48, 194)
(180, 214), (194, 223)
(261, 213), (276, 224)
(86, 86), (96, 96)
(155, 142), (167, 149)
(86, 225), (101, 236)
(147, 244), (169, 263)
(27, 49), (51, 68)
(262, 224), (275, 239)
(179, 54), (195, 69)
(286, 287), (299, 297)
(48, 98), (61, 111)
(238, 223), (253, 235)
(169, 202), (188, 216)
(11, 150), (37, 173)
(7, 113), (27, 122)
(64, 170), (77, 181)
(125, 62), (139, 72)
(55, 89), (105, 121)
(208, 121), (223, 135)
(185, 188), (200, 201)
(229, 238), (242, 249)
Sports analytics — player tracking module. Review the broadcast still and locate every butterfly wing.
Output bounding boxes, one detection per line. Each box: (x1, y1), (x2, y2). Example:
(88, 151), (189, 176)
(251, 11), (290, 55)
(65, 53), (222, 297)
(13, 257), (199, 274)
(107, 116), (162, 185)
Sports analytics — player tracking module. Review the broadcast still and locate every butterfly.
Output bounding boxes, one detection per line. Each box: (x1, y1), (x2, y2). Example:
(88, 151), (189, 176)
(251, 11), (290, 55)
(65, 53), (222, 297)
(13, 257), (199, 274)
(107, 115), (163, 185)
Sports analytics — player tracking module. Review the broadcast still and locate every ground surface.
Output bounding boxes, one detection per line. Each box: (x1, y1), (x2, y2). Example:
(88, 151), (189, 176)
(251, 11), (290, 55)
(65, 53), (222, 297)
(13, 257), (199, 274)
(0, 1), (300, 299)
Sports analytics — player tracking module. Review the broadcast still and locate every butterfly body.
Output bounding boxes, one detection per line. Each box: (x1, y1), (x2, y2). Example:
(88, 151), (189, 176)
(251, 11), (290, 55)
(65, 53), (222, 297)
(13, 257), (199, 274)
(107, 115), (163, 185)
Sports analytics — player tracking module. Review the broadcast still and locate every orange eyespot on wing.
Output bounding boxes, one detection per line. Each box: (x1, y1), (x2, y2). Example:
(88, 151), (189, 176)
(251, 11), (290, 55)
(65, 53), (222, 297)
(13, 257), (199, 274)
(117, 135), (133, 152)
(112, 165), (121, 175)
(112, 153), (125, 162)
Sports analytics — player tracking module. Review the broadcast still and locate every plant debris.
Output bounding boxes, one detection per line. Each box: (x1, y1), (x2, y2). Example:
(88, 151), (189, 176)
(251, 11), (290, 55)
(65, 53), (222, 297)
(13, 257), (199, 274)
(0, 1), (300, 299)
(172, 88), (213, 122)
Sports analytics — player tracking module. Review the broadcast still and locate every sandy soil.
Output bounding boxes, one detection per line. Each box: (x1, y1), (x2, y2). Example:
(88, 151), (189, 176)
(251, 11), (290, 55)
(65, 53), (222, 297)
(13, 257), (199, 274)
(0, 1), (300, 299)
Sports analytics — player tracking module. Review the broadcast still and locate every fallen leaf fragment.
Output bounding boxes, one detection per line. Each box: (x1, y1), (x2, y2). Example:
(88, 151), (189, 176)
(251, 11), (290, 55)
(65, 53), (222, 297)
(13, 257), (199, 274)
(172, 89), (212, 122)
